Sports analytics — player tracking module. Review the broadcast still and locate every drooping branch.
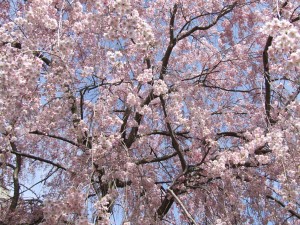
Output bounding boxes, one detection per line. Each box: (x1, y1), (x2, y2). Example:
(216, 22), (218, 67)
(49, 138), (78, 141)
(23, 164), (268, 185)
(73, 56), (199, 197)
(10, 150), (66, 170)
(19, 167), (60, 195)
(156, 172), (188, 220)
(266, 195), (300, 219)
(29, 130), (82, 148)
(168, 189), (199, 225)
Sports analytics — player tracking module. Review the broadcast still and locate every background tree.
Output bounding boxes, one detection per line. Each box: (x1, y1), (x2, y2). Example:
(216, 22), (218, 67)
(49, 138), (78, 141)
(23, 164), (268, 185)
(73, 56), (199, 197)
(0, 0), (299, 224)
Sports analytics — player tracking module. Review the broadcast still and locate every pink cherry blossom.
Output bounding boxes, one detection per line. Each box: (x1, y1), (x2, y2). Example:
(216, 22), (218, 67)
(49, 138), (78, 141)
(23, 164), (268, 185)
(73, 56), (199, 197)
(0, 0), (299, 224)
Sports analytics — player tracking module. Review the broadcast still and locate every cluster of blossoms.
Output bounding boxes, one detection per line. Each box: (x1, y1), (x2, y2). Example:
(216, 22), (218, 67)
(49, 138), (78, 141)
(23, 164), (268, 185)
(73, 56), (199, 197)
(166, 91), (191, 127)
(73, 118), (89, 138)
(261, 18), (300, 72)
(261, 18), (293, 37)
(43, 187), (86, 225)
(289, 49), (300, 67)
(139, 105), (152, 116)
(71, 2), (84, 21)
(209, 143), (249, 171)
(106, 50), (125, 68)
(0, 22), (15, 43)
(215, 219), (227, 225)
(93, 195), (112, 224)
(25, 0), (58, 30)
(0, 124), (12, 135)
(136, 69), (153, 83)
(153, 79), (168, 96)
(106, 51), (123, 61)
(70, 2), (85, 33)
(227, 149), (249, 165)
(72, 21), (85, 34)
(1, 0), (300, 224)
(208, 154), (227, 176)
(113, 0), (131, 14)
(188, 107), (212, 138)
(126, 92), (139, 106)
(266, 129), (288, 158)
(241, 128), (267, 154)
(54, 38), (75, 59)
(81, 66), (94, 78)
(0, 47), (42, 125)
(104, 2), (155, 50)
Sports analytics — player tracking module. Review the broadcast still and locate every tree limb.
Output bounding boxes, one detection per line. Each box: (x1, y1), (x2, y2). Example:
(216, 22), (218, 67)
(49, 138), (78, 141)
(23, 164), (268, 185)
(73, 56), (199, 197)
(177, 2), (237, 41)
(168, 189), (199, 225)
(266, 195), (300, 219)
(9, 142), (22, 212)
(10, 150), (66, 171)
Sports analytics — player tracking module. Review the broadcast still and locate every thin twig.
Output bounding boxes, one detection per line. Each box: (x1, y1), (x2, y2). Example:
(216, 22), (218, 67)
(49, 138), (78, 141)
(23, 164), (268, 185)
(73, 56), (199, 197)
(168, 189), (199, 225)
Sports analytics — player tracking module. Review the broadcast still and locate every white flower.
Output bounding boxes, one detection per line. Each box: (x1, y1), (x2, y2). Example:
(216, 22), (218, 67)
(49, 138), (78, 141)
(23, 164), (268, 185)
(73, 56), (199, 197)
(5, 125), (12, 132)
(153, 79), (168, 95)
(45, 17), (57, 30)
(82, 66), (94, 77)
(139, 105), (152, 115)
(127, 93), (139, 106)
(136, 69), (152, 83)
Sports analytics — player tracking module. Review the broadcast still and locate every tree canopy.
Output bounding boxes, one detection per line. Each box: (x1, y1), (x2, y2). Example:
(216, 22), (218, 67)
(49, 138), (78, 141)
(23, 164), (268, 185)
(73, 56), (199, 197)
(0, 0), (299, 224)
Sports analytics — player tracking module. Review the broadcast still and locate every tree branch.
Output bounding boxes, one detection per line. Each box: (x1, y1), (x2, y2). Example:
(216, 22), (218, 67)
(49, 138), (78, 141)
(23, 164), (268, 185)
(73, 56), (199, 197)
(169, 4), (178, 41)
(266, 195), (300, 219)
(168, 189), (199, 225)
(177, 2), (237, 41)
(10, 150), (66, 170)
(29, 130), (83, 149)
(136, 152), (178, 165)
(263, 36), (273, 125)
(160, 96), (187, 172)
(216, 131), (247, 141)
(9, 142), (22, 212)
(1, 41), (51, 66)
